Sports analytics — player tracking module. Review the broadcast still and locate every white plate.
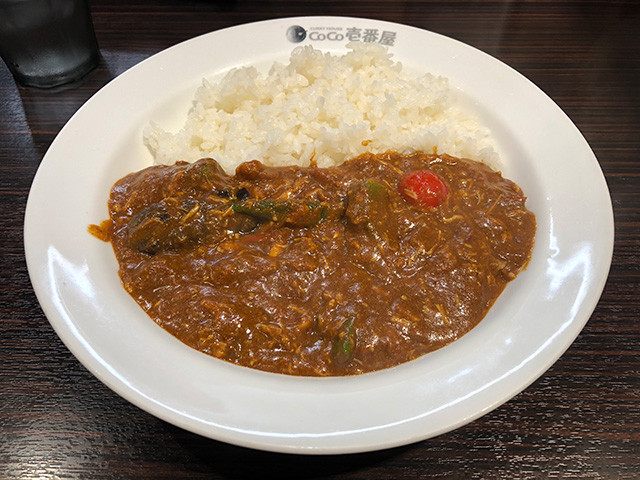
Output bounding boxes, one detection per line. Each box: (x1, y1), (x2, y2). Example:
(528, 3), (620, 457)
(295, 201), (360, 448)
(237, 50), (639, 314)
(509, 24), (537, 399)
(24, 17), (614, 454)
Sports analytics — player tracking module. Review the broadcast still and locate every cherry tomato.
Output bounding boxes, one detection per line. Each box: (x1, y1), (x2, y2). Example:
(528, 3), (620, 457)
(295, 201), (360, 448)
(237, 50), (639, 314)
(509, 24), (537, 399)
(398, 170), (449, 207)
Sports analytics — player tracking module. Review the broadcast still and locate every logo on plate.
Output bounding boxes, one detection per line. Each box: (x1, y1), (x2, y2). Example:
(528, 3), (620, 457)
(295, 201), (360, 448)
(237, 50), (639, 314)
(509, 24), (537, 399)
(286, 25), (397, 46)
(286, 25), (307, 43)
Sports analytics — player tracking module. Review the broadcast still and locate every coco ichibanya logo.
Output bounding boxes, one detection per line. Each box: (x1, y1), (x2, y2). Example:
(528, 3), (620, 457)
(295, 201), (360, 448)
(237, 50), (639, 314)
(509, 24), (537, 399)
(286, 25), (397, 46)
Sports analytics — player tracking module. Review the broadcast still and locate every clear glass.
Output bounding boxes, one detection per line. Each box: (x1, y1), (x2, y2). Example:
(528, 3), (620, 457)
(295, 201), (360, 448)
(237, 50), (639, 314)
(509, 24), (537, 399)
(0, 0), (99, 88)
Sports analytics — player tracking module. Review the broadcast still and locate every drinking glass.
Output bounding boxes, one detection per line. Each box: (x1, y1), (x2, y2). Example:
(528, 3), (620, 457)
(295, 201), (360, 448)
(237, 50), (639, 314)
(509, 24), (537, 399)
(0, 0), (100, 88)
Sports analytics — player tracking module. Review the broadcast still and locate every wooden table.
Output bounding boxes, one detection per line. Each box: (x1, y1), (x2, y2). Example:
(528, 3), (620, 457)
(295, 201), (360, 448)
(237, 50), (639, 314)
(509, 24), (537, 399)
(1, 1), (638, 478)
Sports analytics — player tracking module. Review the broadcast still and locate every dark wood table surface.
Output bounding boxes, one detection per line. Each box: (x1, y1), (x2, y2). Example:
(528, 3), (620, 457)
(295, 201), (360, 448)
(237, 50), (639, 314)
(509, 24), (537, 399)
(1, 1), (638, 478)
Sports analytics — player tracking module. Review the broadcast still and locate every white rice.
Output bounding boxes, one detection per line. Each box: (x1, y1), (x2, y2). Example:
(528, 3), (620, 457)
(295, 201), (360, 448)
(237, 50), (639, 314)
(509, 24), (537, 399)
(144, 42), (498, 172)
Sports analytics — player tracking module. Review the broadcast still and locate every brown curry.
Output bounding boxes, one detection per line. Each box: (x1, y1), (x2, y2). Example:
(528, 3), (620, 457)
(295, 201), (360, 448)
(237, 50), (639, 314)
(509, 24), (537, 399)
(92, 151), (536, 376)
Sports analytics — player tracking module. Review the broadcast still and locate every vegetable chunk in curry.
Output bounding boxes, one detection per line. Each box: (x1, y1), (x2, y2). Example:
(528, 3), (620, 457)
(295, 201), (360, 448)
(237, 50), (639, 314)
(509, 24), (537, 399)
(94, 151), (536, 376)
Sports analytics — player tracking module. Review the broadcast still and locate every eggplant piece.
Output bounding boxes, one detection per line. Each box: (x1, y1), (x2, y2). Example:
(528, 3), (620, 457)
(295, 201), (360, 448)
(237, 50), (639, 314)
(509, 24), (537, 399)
(126, 197), (217, 254)
(126, 196), (261, 254)
(127, 196), (343, 254)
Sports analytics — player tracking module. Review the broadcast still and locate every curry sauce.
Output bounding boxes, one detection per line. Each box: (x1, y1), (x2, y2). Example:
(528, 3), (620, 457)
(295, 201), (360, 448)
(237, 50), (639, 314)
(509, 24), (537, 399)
(97, 152), (536, 376)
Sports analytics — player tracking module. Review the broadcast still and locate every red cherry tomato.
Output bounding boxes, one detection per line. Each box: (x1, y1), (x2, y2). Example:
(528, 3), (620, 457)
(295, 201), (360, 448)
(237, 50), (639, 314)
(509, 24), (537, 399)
(398, 170), (449, 207)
